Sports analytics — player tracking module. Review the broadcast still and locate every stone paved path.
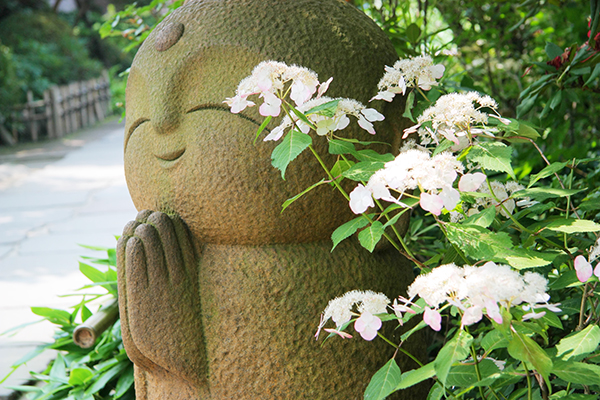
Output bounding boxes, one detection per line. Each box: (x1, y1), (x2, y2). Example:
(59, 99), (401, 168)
(0, 119), (137, 399)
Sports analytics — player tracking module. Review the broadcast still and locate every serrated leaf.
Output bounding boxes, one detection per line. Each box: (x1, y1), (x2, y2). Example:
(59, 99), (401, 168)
(395, 362), (435, 390)
(281, 179), (327, 212)
(330, 159), (354, 183)
(445, 223), (513, 263)
(482, 330), (509, 352)
(556, 325), (600, 360)
(342, 161), (385, 182)
(305, 99), (340, 117)
(508, 330), (553, 386)
(271, 130), (312, 179)
(552, 359), (600, 384)
(505, 249), (558, 269)
(434, 330), (473, 385)
(468, 143), (515, 179)
(543, 218), (600, 233)
(328, 139), (356, 155)
(364, 358), (401, 400)
(462, 207), (495, 228)
(513, 187), (585, 201)
(528, 162), (569, 188)
(549, 270), (582, 290)
(358, 221), (385, 253)
(331, 216), (370, 251)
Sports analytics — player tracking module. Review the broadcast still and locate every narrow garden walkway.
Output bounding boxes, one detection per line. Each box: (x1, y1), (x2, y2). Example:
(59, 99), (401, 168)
(0, 119), (137, 399)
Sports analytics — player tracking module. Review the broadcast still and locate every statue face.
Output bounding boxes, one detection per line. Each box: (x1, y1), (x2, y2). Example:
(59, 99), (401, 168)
(124, 41), (352, 245)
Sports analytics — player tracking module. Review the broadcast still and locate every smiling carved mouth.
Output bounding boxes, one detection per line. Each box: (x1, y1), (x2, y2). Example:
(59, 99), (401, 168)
(155, 147), (186, 161)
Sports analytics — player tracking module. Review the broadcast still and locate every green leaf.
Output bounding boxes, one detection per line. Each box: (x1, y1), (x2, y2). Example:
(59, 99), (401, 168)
(330, 159), (354, 183)
(431, 139), (455, 156)
(468, 142), (515, 179)
(513, 187), (585, 201)
(358, 221), (385, 253)
(113, 365), (135, 399)
(508, 330), (553, 386)
(434, 330), (473, 385)
(517, 121), (541, 140)
(528, 162), (569, 188)
(84, 362), (129, 396)
(289, 105), (314, 128)
(305, 99), (340, 117)
(543, 219), (600, 234)
(555, 325), (600, 360)
(253, 115), (272, 144)
(549, 90), (563, 110)
(31, 307), (72, 326)
(328, 139), (356, 155)
(546, 42), (565, 59)
(405, 23), (421, 43)
(446, 359), (501, 387)
(426, 382), (444, 400)
(549, 270), (582, 290)
(342, 161), (385, 182)
(445, 223), (513, 263)
(505, 249), (558, 269)
(395, 362), (435, 390)
(79, 262), (106, 284)
(281, 179), (327, 212)
(364, 358), (402, 400)
(462, 207), (495, 228)
(69, 367), (94, 386)
(50, 353), (68, 382)
(402, 91), (415, 121)
(482, 330), (509, 352)
(353, 150), (395, 163)
(552, 359), (600, 384)
(271, 130), (312, 179)
(331, 216), (370, 251)
(584, 63), (600, 86)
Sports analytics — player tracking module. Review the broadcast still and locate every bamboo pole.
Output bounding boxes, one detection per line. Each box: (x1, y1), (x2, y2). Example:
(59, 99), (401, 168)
(73, 298), (119, 349)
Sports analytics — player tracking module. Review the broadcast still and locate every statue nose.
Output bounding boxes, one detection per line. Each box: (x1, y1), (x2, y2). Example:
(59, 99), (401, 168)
(152, 113), (180, 136)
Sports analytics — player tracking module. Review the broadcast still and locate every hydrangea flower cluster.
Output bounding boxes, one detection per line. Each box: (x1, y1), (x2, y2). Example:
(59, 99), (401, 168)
(407, 262), (560, 330)
(349, 149), (488, 216)
(263, 96), (384, 141)
(223, 60), (332, 117)
(371, 55), (445, 102)
(403, 92), (510, 150)
(315, 290), (390, 341)
(574, 237), (600, 282)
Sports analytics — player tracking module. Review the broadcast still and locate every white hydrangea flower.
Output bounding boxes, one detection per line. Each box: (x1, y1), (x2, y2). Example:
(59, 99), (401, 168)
(407, 262), (558, 328)
(403, 92), (506, 147)
(371, 56), (445, 102)
(316, 290), (390, 339)
(467, 180), (526, 218)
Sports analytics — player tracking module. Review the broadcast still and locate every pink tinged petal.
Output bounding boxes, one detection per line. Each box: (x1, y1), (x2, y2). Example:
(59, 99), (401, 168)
(361, 108), (385, 122)
(324, 328), (353, 339)
(461, 306), (483, 326)
(523, 311), (546, 320)
(439, 187), (460, 211)
(575, 255), (593, 283)
(418, 75), (436, 90)
(430, 64), (445, 79)
(398, 76), (407, 95)
(335, 114), (350, 131)
(459, 173), (487, 192)
(402, 123), (420, 139)
(484, 300), (503, 324)
(370, 91), (395, 102)
(317, 77), (333, 98)
(357, 116), (376, 134)
(263, 125), (285, 141)
(349, 184), (374, 214)
(354, 311), (382, 341)
(423, 307), (442, 331)
(420, 192), (443, 216)
(595, 262), (600, 278)
(440, 128), (459, 145)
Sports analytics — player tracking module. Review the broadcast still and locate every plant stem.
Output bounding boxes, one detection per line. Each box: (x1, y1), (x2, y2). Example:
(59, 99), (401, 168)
(524, 363), (533, 400)
(578, 282), (589, 331)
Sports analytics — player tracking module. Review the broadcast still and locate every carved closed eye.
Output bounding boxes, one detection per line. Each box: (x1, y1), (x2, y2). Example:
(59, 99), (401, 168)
(125, 117), (150, 149)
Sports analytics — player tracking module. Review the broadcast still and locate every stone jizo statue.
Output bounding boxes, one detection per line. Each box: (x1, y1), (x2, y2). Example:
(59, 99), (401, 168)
(117, 0), (424, 398)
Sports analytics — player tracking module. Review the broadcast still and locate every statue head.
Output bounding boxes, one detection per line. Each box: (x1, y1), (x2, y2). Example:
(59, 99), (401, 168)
(124, 0), (405, 245)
